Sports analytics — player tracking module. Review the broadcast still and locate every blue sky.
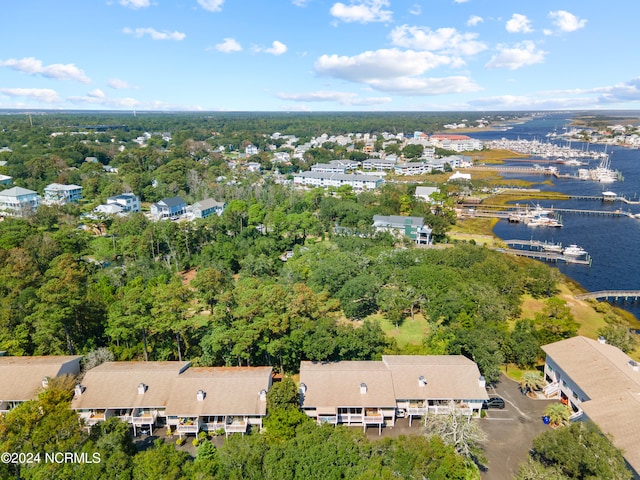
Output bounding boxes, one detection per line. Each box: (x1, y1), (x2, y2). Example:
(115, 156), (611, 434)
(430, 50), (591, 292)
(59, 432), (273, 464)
(1, 0), (638, 112)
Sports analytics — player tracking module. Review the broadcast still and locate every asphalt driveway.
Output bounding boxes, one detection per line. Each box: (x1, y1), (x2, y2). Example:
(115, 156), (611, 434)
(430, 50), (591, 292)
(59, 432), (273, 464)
(481, 372), (557, 480)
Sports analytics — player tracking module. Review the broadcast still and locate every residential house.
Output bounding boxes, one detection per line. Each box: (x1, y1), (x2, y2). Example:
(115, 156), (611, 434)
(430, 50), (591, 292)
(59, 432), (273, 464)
(150, 196), (187, 220)
(0, 356), (82, 413)
(311, 163), (348, 174)
(448, 171), (472, 182)
(0, 175), (12, 186)
(190, 198), (225, 219)
(542, 336), (640, 477)
(245, 144), (259, 156)
(414, 186), (439, 203)
(372, 215), (432, 244)
(107, 193), (140, 213)
(299, 355), (488, 433)
(44, 183), (83, 205)
(362, 159), (396, 171)
(394, 162), (431, 176)
(0, 186), (42, 217)
(71, 361), (191, 435)
(165, 366), (272, 437)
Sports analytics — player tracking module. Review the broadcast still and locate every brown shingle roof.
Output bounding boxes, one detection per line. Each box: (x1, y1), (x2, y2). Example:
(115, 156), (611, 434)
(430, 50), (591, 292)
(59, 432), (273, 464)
(382, 355), (489, 401)
(165, 366), (272, 417)
(0, 356), (82, 402)
(300, 361), (397, 410)
(70, 361), (190, 410)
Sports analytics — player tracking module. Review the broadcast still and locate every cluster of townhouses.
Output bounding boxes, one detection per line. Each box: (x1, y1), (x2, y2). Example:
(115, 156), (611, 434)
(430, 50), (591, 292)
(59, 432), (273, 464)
(2, 339), (639, 477)
(0, 354), (488, 438)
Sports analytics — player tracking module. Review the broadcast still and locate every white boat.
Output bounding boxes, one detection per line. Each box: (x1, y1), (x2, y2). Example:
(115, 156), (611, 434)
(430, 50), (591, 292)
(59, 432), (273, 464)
(563, 244), (588, 257)
(541, 243), (563, 253)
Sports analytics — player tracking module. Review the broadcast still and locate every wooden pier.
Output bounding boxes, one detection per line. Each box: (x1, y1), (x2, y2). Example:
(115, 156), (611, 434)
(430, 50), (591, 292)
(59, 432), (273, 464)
(496, 247), (591, 265)
(575, 290), (640, 302)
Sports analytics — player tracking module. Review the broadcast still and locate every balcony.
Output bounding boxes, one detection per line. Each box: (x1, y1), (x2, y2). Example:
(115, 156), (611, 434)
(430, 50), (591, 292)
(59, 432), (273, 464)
(224, 418), (248, 435)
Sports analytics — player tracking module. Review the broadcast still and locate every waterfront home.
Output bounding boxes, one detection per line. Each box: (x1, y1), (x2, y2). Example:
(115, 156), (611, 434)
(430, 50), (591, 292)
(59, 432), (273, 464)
(372, 215), (432, 245)
(150, 196), (187, 220)
(0, 356), (82, 413)
(542, 336), (640, 477)
(414, 186), (439, 203)
(0, 186), (42, 217)
(44, 183), (83, 205)
(165, 366), (272, 437)
(71, 361), (190, 435)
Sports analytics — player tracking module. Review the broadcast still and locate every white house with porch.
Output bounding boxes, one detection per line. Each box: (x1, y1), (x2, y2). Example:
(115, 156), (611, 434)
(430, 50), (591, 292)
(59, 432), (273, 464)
(0, 186), (42, 217)
(44, 183), (83, 205)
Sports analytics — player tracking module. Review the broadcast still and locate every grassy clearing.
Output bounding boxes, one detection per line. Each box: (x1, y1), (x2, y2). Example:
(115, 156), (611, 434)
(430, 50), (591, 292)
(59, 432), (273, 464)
(375, 313), (430, 349)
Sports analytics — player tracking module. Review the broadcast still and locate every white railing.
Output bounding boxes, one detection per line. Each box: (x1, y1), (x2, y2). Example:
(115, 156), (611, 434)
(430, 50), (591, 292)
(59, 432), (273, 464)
(177, 423), (199, 434)
(132, 412), (157, 425)
(338, 413), (363, 424)
(544, 382), (559, 397)
(225, 421), (248, 433)
(569, 409), (583, 421)
(363, 415), (384, 425)
(407, 407), (428, 416)
(203, 421), (226, 432)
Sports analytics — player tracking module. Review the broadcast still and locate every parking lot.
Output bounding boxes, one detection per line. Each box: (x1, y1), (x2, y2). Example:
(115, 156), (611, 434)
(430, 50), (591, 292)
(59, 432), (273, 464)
(481, 373), (556, 480)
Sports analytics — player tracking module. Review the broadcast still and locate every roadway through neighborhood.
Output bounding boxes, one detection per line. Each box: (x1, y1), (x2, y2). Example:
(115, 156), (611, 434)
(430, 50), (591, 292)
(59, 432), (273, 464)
(481, 372), (557, 480)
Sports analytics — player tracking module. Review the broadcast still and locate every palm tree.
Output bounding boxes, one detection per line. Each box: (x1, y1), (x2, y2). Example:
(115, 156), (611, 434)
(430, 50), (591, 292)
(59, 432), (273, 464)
(520, 371), (545, 396)
(544, 402), (570, 428)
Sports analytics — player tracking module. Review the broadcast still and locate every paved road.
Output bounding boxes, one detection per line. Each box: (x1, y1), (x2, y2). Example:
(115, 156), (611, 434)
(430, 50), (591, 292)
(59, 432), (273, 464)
(481, 372), (556, 480)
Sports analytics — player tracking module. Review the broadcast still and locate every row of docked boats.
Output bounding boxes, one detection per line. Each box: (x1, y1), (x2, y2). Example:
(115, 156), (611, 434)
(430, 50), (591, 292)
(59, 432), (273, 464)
(541, 242), (588, 258)
(508, 203), (563, 228)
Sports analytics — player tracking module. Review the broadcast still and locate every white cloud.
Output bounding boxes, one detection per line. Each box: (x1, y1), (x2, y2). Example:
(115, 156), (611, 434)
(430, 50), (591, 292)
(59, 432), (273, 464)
(292, 0), (309, 6)
(330, 0), (392, 24)
(67, 91), (140, 108)
(316, 49), (453, 82)
(123, 27), (186, 41)
(549, 10), (587, 33)
(87, 89), (105, 99)
(315, 49), (481, 95)
(119, 0), (150, 9)
(506, 14), (533, 33)
(389, 25), (487, 56)
(265, 41), (287, 55)
(366, 76), (481, 96)
(276, 90), (392, 106)
(0, 88), (60, 103)
(486, 41), (546, 70)
(108, 78), (131, 89)
(409, 4), (421, 16)
(254, 41), (288, 56)
(215, 38), (242, 53)
(453, 0), (469, 3)
(466, 15), (483, 27)
(197, 0), (224, 12)
(0, 57), (90, 83)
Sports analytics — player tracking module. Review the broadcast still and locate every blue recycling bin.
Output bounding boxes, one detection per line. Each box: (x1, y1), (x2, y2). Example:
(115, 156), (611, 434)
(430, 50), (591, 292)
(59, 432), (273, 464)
(542, 416), (550, 425)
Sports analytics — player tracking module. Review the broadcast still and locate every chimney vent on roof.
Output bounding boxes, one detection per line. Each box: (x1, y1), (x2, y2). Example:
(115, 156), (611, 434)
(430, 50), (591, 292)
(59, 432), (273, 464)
(74, 384), (84, 396)
(478, 376), (486, 388)
(197, 389), (206, 401)
(41, 377), (49, 389)
(629, 360), (639, 372)
(137, 383), (147, 395)
(360, 382), (367, 394)
(597, 336), (606, 344)
(259, 389), (267, 401)
(418, 376), (427, 387)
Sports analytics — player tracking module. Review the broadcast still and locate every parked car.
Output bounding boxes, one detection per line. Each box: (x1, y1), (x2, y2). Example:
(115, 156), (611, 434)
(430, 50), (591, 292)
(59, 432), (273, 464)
(483, 397), (505, 409)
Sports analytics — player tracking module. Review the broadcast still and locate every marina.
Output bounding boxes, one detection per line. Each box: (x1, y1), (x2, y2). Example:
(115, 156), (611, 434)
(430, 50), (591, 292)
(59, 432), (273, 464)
(501, 240), (592, 265)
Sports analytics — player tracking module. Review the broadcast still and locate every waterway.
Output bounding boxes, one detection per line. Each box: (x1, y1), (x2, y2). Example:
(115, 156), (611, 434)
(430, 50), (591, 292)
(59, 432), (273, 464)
(471, 113), (640, 319)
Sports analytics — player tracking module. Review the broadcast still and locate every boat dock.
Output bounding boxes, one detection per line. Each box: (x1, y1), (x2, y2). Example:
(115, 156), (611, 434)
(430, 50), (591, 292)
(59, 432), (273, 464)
(496, 247), (591, 265)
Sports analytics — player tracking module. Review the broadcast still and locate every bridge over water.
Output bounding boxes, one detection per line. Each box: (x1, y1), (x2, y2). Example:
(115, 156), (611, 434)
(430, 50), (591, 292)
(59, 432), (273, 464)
(575, 290), (640, 302)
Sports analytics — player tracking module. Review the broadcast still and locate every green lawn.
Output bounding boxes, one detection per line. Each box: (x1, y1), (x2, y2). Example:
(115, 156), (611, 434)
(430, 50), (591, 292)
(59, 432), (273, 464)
(373, 313), (431, 349)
